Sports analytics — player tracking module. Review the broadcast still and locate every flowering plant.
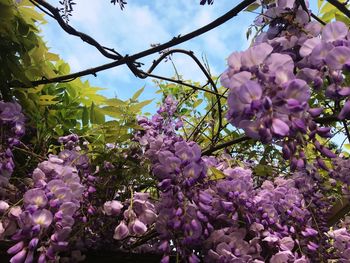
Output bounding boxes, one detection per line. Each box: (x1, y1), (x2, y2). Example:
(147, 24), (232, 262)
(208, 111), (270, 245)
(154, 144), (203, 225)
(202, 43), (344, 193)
(3, 0), (350, 262)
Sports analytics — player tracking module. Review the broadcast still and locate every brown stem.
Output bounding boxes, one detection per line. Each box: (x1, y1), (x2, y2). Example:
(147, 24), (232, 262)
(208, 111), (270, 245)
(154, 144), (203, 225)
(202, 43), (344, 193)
(201, 135), (251, 156)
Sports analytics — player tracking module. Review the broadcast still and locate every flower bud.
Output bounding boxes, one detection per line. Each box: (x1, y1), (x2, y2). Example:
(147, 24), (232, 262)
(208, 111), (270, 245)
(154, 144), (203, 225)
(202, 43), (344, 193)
(103, 200), (123, 216)
(0, 201), (9, 213)
(130, 219), (147, 235)
(113, 221), (129, 240)
(10, 248), (27, 263)
(7, 241), (24, 255)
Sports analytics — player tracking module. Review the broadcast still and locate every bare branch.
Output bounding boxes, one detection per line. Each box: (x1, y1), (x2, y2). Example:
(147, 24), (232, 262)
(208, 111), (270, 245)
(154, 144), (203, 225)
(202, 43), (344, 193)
(30, 0), (123, 60)
(202, 136), (251, 156)
(328, 196), (350, 226)
(343, 120), (350, 142)
(141, 71), (226, 98)
(187, 88), (228, 142)
(11, 0), (256, 88)
(311, 13), (326, 25)
(315, 115), (339, 124)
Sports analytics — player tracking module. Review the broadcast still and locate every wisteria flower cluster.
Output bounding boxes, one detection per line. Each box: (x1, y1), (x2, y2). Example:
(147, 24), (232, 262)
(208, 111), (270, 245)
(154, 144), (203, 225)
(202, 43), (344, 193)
(135, 96), (329, 262)
(220, 0), (347, 168)
(0, 135), (91, 262)
(328, 227), (350, 262)
(0, 93), (347, 262)
(111, 192), (157, 242)
(0, 101), (25, 184)
(3, 0), (350, 262)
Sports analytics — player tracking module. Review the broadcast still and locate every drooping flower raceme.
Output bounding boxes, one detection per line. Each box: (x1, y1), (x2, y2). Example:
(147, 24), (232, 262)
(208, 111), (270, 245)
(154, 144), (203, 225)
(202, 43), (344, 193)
(0, 101), (25, 184)
(220, 0), (347, 169)
(2, 135), (89, 262)
(135, 97), (325, 262)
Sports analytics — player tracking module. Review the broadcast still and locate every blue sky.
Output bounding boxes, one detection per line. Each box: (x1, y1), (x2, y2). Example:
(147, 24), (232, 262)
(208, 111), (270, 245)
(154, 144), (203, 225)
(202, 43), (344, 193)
(40, 0), (318, 108)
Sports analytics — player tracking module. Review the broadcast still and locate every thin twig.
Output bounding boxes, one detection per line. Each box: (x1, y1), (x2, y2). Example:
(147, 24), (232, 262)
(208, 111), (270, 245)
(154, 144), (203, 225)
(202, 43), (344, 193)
(315, 115), (339, 124)
(30, 0), (123, 60)
(143, 49), (223, 135)
(201, 136), (251, 156)
(342, 120), (350, 142)
(30, 0), (55, 18)
(187, 88), (228, 141)
(311, 13), (326, 25)
(142, 71), (226, 98)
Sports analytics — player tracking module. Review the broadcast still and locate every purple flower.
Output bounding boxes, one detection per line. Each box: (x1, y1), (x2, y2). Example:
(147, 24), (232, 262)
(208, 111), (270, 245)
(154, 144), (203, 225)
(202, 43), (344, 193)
(310, 43), (334, 67)
(301, 227), (318, 237)
(265, 53), (294, 72)
(322, 21), (348, 42)
(113, 221), (129, 240)
(130, 218), (147, 235)
(0, 102), (24, 123)
(300, 37), (321, 57)
(139, 209), (157, 225)
(0, 201), (9, 213)
(279, 236), (295, 251)
(7, 241), (24, 255)
(32, 209), (53, 228)
(183, 163), (202, 181)
(325, 46), (350, 70)
(284, 79), (310, 103)
(24, 189), (47, 208)
(237, 81), (262, 104)
(103, 200), (123, 216)
(174, 142), (201, 162)
(9, 206), (22, 218)
(338, 100), (350, 120)
(271, 118), (289, 136)
(58, 202), (77, 217)
(222, 71), (252, 90)
(227, 52), (242, 71)
(241, 43), (273, 68)
(9, 248), (27, 263)
(270, 251), (293, 263)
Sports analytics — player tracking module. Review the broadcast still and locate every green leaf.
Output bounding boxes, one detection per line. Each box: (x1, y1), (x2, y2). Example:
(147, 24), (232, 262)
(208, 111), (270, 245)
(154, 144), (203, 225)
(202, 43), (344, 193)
(90, 102), (95, 124)
(130, 99), (153, 113)
(46, 52), (60, 61)
(344, 144), (350, 151)
(132, 86), (145, 101)
(18, 5), (45, 23)
(245, 2), (260, 12)
(82, 106), (89, 127)
(105, 98), (126, 107)
(320, 2), (335, 14)
(254, 164), (273, 177)
(58, 61), (70, 75)
(208, 167), (226, 181)
(100, 106), (124, 118)
(318, 0), (324, 11)
(27, 85), (44, 94)
(90, 103), (105, 124)
(38, 95), (58, 105)
(193, 99), (203, 108)
(335, 13), (350, 25)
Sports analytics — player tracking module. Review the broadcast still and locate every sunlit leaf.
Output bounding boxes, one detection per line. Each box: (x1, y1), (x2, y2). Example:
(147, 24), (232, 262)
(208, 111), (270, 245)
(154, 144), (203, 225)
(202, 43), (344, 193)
(39, 95), (58, 105)
(208, 167), (226, 181)
(132, 86), (145, 101)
